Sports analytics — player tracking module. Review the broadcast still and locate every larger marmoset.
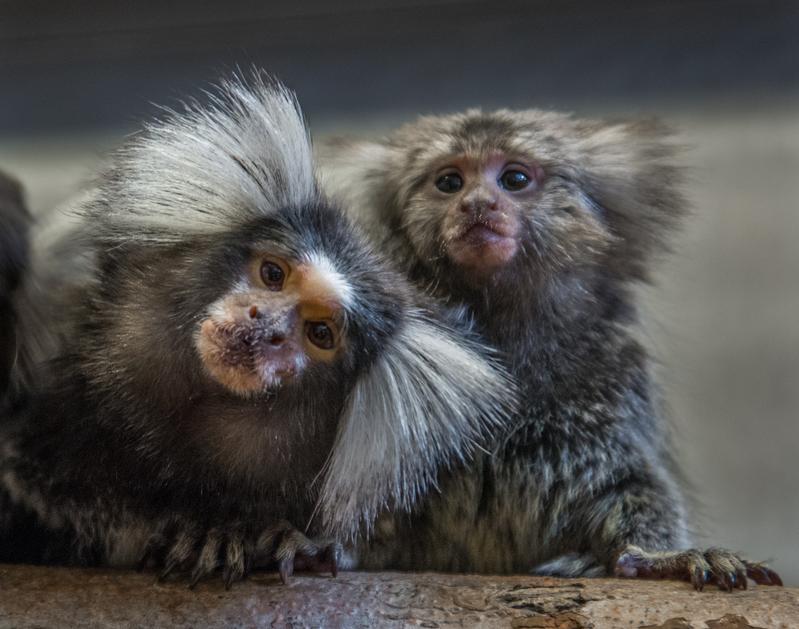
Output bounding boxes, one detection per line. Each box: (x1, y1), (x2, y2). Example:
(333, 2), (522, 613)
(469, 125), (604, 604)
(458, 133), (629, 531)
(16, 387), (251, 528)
(319, 109), (782, 590)
(0, 79), (514, 586)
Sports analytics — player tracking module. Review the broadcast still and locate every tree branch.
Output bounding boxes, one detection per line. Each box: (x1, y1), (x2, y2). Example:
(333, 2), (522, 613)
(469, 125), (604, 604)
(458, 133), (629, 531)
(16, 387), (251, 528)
(0, 565), (795, 628)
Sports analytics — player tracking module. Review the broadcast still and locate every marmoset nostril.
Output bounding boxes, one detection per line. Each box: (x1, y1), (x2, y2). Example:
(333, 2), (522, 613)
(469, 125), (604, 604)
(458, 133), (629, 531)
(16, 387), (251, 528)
(248, 305), (259, 319)
(268, 333), (285, 346)
(460, 197), (497, 215)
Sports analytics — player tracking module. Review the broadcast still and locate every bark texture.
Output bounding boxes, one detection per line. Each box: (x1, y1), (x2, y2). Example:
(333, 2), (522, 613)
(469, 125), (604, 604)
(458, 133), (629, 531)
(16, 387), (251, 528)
(0, 565), (795, 628)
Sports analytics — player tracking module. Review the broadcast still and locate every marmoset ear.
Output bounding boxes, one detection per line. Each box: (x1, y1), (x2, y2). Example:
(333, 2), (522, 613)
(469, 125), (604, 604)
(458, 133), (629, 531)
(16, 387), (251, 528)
(318, 137), (397, 185)
(315, 311), (516, 540)
(566, 119), (687, 277)
(316, 137), (405, 225)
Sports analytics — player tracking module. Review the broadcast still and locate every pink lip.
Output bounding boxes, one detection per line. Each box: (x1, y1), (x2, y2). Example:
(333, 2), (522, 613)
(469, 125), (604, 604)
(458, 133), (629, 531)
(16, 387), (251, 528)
(448, 220), (519, 269)
(458, 220), (515, 244)
(460, 224), (507, 244)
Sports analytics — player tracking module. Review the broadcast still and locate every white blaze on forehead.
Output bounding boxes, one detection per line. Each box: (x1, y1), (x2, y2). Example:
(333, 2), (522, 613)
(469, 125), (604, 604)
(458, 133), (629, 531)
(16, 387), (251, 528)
(303, 251), (354, 307)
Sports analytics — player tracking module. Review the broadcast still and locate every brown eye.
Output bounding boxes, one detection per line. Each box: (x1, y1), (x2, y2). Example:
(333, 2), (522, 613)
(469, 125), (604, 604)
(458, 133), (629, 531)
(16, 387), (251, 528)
(435, 173), (463, 193)
(306, 321), (335, 350)
(260, 260), (285, 291)
(499, 169), (531, 191)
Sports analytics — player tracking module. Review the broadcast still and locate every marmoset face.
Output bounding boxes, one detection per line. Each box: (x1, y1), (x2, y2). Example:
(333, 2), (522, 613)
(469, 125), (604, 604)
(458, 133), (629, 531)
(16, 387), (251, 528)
(197, 252), (348, 395)
(428, 153), (543, 271)
(393, 112), (612, 287)
(195, 205), (401, 397)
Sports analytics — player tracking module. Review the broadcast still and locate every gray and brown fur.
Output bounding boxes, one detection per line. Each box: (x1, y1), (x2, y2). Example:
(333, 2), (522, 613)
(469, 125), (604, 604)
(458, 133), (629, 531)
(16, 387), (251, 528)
(319, 109), (781, 590)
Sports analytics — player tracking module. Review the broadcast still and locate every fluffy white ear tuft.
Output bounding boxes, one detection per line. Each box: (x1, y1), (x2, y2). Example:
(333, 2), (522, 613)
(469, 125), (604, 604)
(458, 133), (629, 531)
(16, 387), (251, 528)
(315, 311), (516, 540)
(86, 72), (317, 244)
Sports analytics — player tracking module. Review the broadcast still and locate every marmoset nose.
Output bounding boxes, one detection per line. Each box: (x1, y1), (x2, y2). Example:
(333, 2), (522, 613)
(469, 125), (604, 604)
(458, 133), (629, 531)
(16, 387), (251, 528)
(248, 304), (298, 351)
(268, 333), (285, 347)
(460, 191), (498, 215)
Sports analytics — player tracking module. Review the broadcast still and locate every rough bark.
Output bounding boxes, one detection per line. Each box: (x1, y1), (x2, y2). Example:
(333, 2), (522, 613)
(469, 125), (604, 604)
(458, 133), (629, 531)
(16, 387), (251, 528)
(0, 565), (795, 628)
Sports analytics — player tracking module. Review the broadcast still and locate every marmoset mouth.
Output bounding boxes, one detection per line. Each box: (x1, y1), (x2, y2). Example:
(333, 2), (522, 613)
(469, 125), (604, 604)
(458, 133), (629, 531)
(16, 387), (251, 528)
(457, 215), (514, 237)
(252, 348), (308, 389)
(460, 222), (513, 244)
(197, 317), (308, 395)
(448, 220), (519, 269)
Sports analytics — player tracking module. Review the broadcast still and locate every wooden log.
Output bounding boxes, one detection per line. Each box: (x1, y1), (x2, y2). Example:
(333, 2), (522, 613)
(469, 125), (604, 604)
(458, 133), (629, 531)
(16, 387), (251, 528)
(0, 565), (796, 628)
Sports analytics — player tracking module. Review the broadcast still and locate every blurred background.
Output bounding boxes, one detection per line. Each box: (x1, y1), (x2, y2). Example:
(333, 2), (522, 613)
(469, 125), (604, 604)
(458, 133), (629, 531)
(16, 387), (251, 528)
(1, 0), (797, 584)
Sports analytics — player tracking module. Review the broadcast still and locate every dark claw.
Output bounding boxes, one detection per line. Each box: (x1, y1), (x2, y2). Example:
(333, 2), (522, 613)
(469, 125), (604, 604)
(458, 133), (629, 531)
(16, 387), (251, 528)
(322, 544), (340, 578)
(278, 557), (294, 585)
(243, 541), (255, 578)
(137, 548), (153, 572)
(158, 559), (179, 582)
(691, 566), (706, 591)
(223, 568), (235, 591)
(719, 572), (733, 592)
(713, 571), (729, 592)
(138, 536), (167, 573)
(747, 564), (782, 586)
(223, 561), (244, 590)
(244, 552), (255, 578)
(737, 569), (748, 590)
(749, 566), (771, 585)
(769, 569), (784, 587)
(188, 568), (205, 590)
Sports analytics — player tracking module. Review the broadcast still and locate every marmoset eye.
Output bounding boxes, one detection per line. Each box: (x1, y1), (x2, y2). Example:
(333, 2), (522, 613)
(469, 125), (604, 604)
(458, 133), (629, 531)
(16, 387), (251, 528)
(306, 321), (335, 349)
(260, 260), (285, 291)
(435, 173), (464, 193)
(498, 170), (531, 191)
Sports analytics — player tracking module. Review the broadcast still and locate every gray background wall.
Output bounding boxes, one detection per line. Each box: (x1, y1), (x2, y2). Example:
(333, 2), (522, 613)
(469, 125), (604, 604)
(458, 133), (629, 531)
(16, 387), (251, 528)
(1, 0), (797, 584)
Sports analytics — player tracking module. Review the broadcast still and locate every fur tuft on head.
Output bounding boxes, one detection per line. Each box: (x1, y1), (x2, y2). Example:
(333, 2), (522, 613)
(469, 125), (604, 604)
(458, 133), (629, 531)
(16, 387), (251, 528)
(316, 311), (516, 540)
(87, 71), (316, 243)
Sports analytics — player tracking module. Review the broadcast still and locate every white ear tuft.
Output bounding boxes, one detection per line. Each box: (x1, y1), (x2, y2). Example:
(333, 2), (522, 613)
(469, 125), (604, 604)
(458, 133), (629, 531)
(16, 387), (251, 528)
(315, 311), (515, 540)
(87, 72), (317, 244)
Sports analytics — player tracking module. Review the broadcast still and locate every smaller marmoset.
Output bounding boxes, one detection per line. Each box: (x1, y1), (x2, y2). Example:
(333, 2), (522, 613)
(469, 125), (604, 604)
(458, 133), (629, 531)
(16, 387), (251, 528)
(319, 109), (782, 590)
(0, 77), (514, 587)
